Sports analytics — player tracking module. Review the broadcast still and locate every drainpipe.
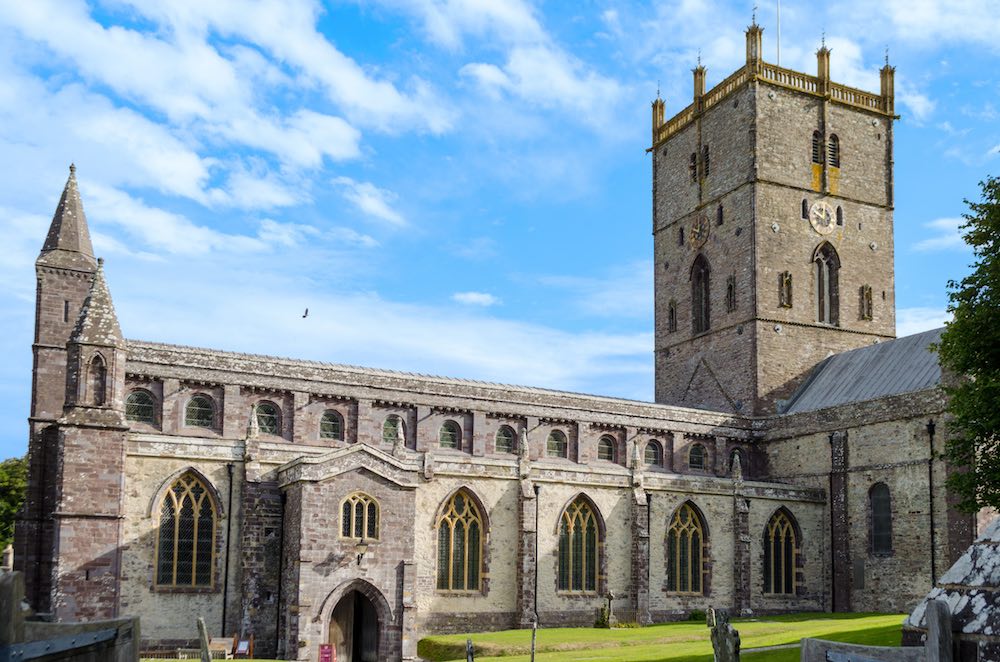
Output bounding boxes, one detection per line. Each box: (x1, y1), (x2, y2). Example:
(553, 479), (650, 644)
(927, 420), (937, 585)
(533, 483), (540, 623)
(221, 463), (234, 636)
(646, 492), (652, 624)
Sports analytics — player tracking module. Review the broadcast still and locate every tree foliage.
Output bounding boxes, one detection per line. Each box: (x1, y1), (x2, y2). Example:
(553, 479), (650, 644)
(0, 456), (27, 549)
(939, 176), (1000, 512)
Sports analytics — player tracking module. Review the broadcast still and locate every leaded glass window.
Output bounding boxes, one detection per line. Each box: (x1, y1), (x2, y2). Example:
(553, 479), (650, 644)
(440, 421), (461, 449)
(382, 416), (403, 444)
(320, 410), (344, 440)
(436, 491), (483, 592)
(814, 242), (841, 325)
(185, 395), (215, 428)
(126, 389), (156, 424)
(666, 502), (705, 594)
(870, 483), (892, 556)
(644, 440), (663, 466)
(156, 472), (216, 587)
(341, 493), (379, 540)
(597, 436), (616, 462)
(547, 430), (568, 458)
(495, 426), (515, 454)
(763, 510), (798, 594)
(255, 402), (280, 435)
(689, 443), (706, 470)
(558, 497), (599, 593)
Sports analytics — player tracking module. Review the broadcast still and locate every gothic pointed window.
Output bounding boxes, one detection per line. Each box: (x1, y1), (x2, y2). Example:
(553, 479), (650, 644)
(320, 410), (344, 440)
(87, 354), (107, 406)
(836, 205), (844, 226)
(668, 300), (678, 333)
(495, 426), (516, 454)
(811, 131), (824, 164)
(341, 493), (379, 540)
(436, 490), (484, 592)
(779, 271), (793, 308)
(666, 502), (706, 594)
(382, 415), (403, 445)
(644, 440), (663, 467)
(440, 420), (461, 450)
(255, 402), (281, 435)
(763, 509), (799, 594)
(597, 436), (616, 462)
(156, 472), (217, 587)
(870, 483), (892, 556)
(814, 243), (841, 325)
(691, 254), (711, 334)
(827, 134), (840, 168)
(689, 443), (706, 470)
(126, 389), (156, 424)
(725, 274), (736, 313)
(547, 430), (568, 458)
(558, 497), (601, 593)
(185, 395), (215, 429)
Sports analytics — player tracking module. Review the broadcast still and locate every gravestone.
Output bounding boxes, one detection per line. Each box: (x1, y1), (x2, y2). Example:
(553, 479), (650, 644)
(707, 607), (740, 662)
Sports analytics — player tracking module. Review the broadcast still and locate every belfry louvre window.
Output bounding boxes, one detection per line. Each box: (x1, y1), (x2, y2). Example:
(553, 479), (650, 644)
(383, 416), (403, 445)
(814, 242), (841, 325)
(763, 510), (799, 594)
(185, 395), (215, 428)
(811, 131), (824, 164)
(495, 426), (515, 454)
(644, 440), (663, 466)
(440, 421), (461, 449)
(870, 483), (892, 556)
(341, 493), (378, 540)
(126, 389), (155, 424)
(156, 472), (216, 587)
(689, 153), (698, 182)
(547, 430), (568, 458)
(558, 498), (600, 592)
(255, 402), (280, 435)
(436, 491), (483, 592)
(691, 255), (711, 334)
(320, 410), (343, 440)
(666, 502), (706, 594)
(827, 134), (840, 168)
(702, 145), (711, 177)
(689, 443), (706, 470)
(597, 436), (616, 462)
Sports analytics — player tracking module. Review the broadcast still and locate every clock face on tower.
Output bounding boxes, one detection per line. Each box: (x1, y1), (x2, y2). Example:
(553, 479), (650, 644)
(809, 201), (835, 235)
(690, 214), (710, 247)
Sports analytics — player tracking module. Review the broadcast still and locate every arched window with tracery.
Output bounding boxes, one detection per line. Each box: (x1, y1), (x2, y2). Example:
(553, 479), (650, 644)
(689, 443), (706, 470)
(666, 502), (706, 594)
(185, 395), (215, 428)
(870, 483), (892, 556)
(440, 421), (461, 450)
(341, 493), (378, 540)
(558, 497), (600, 593)
(126, 389), (156, 424)
(87, 354), (107, 406)
(255, 401), (281, 435)
(547, 430), (568, 458)
(644, 440), (663, 467)
(827, 134), (840, 167)
(156, 472), (217, 587)
(763, 509), (799, 595)
(597, 436), (616, 462)
(495, 426), (515, 454)
(691, 254), (711, 334)
(436, 490), (484, 592)
(814, 242), (841, 325)
(320, 410), (344, 440)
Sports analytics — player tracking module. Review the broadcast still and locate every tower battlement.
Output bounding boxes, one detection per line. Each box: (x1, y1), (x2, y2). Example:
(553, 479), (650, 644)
(652, 24), (896, 149)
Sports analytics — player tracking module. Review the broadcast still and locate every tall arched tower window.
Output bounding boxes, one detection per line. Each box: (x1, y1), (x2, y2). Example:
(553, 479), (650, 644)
(87, 354), (107, 406)
(666, 502), (707, 594)
(763, 509), (799, 595)
(814, 242), (841, 325)
(156, 472), (217, 587)
(558, 497), (601, 592)
(691, 254), (711, 334)
(827, 134), (841, 167)
(436, 490), (484, 592)
(811, 130), (824, 164)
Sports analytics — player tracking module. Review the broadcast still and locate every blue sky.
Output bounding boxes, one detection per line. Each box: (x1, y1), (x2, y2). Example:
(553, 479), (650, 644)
(0, 0), (996, 458)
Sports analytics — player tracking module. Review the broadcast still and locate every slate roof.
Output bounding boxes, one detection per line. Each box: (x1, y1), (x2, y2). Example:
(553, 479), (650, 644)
(781, 327), (944, 414)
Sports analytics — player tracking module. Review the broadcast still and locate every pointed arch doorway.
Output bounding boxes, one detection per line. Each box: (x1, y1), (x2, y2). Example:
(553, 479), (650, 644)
(329, 589), (380, 662)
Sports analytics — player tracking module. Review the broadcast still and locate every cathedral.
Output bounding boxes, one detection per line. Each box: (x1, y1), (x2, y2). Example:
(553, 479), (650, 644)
(15, 23), (973, 662)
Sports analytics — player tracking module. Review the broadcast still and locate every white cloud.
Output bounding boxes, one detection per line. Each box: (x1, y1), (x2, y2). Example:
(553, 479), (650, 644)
(912, 217), (967, 252)
(452, 291), (500, 306)
(540, 261), (653, 319)
(897, 307), (951, 337)
(333, 177), (407, 227)
(989, 144), (1000, 158)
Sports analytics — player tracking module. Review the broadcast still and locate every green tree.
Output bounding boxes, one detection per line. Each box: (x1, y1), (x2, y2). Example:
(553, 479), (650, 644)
(939, 175), (1000, 512)
(0, 456), (27, 549)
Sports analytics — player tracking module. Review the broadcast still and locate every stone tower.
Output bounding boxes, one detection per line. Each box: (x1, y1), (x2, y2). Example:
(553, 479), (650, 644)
(16, 166), (129, 619)
(651, 23), (897, 415)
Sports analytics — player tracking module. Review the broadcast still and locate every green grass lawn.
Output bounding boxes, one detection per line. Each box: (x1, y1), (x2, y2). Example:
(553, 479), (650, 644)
(418, 613), (905, 662)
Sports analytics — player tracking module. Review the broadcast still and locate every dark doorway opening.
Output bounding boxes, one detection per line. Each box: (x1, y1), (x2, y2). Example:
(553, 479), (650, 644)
(329, 590), (379, 662)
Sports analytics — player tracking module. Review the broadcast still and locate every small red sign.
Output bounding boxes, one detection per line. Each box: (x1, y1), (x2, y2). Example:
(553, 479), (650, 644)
(319, 643), (334, 662)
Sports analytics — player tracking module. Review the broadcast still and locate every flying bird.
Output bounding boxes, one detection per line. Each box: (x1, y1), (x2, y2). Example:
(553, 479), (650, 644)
(302, 308), (309, 318)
